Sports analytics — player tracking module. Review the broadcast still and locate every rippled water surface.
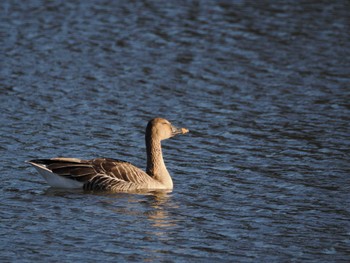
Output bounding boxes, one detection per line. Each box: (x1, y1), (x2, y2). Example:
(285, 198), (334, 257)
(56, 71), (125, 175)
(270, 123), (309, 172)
(1, 1), (350, 262)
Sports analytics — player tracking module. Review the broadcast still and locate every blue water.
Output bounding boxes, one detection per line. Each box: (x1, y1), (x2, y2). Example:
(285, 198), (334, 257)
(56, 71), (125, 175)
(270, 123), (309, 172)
(1, 1), (350, 262)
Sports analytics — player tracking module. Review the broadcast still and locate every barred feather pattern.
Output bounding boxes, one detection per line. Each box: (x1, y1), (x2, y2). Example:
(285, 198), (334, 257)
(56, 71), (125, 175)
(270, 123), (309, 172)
(28, 157), (161, 191)
(83, 158), (158, 191)
(91, 158), (153, 184)
(83, 174), (138, 191)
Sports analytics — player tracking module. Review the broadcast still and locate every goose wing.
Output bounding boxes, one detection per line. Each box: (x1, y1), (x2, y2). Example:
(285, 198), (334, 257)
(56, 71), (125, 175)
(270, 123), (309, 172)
(28, 157), (151, 185)
(90, 158), (151, 184)
(28, 158), (96, 183)
(83, 173), (139, 191)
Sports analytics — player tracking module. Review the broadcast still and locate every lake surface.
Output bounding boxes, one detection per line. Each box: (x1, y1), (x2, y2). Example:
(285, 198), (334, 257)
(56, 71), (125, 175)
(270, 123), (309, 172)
(1, 0), (350, 262)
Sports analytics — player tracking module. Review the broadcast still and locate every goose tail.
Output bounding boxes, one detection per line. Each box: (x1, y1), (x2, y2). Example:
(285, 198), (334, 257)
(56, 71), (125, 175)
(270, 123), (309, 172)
(27, 159), (84, 189)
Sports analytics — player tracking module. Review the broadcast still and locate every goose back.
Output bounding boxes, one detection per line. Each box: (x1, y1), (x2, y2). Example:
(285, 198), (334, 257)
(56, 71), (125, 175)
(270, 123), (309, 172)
(28, 158), (158, 190)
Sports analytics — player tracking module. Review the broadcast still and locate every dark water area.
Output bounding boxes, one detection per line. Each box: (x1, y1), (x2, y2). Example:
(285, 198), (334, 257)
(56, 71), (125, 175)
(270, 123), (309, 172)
(1, 0), (350, 262)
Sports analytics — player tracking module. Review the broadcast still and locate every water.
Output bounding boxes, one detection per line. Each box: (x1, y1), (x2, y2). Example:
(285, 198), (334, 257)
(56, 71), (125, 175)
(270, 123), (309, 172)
(1, 0), (350, 262)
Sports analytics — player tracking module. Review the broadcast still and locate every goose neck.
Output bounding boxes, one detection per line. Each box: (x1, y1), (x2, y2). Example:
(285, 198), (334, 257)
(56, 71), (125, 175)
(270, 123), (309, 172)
(145, 136), (173, 188)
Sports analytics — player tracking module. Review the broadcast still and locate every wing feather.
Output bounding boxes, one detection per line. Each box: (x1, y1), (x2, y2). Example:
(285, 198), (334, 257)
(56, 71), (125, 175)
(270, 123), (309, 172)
(83, 174), (137, 192)
(28, 158), (153, 190)
(91, 158), (151, 184)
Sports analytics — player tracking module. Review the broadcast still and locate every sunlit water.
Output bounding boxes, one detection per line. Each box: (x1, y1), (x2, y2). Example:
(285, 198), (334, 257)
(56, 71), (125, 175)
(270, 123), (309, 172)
(1, 1), (350, 262)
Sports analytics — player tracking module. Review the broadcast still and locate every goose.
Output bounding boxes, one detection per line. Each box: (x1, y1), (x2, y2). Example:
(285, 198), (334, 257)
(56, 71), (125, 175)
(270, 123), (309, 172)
(27, 118), (189, 192)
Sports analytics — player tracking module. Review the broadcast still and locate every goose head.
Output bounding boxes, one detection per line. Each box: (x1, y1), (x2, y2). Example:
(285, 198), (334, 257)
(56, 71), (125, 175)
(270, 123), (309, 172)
(146, 118), (189, 141)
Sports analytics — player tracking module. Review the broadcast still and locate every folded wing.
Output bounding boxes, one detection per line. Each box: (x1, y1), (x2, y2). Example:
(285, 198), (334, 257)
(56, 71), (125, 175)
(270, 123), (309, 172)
(28, 157), (152, 190)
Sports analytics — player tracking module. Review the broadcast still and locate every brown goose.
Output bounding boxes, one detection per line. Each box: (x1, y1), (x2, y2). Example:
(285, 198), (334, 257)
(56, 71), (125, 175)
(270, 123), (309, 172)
(27, 118), (189, 192)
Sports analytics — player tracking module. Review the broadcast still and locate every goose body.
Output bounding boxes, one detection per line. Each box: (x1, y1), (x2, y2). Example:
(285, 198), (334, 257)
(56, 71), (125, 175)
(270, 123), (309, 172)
(28, 118), (189, 192)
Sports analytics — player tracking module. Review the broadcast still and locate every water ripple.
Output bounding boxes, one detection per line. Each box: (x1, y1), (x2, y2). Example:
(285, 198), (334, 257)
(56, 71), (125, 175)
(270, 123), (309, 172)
(1, 0), (350, 262)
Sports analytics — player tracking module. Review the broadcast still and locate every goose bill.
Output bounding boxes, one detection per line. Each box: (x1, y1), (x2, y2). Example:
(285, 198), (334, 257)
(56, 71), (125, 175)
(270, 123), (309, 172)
(171, 126), (189, 136)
